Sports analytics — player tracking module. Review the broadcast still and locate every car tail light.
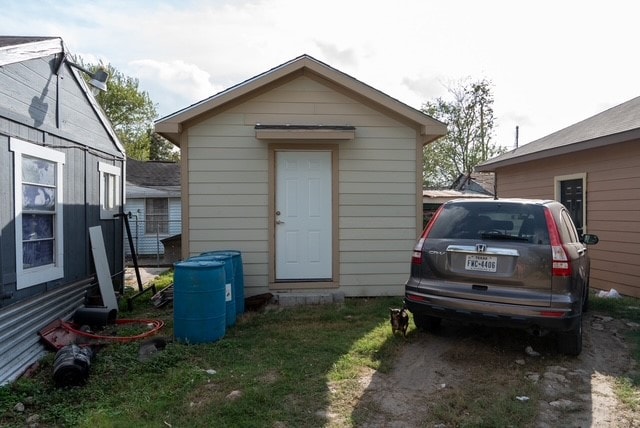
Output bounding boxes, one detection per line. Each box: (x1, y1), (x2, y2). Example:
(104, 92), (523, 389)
(544, 208), (572, 277)
(411, 238), (425, 265)
(411, 206), (445, 265)
(539, 310), (566, 318)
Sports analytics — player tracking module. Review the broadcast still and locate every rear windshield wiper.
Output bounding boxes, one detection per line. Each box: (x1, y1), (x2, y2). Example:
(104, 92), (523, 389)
(480, 232), (530, 242)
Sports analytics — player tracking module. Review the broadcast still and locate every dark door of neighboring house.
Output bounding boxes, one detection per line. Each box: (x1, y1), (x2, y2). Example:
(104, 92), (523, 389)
(560, 178), (584, 235)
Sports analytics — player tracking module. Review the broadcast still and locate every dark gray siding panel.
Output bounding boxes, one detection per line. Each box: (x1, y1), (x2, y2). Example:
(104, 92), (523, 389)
(0, 56), (59, 130)
(1, 132), (125, 305)
(0, 55), (125, 304)
(58, 62), (121, 157)
(0, 132), (17, 297)
(0, 54), (122, 157)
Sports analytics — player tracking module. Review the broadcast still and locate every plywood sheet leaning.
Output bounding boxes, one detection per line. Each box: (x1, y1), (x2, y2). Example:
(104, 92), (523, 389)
(89, 226), (119, 313)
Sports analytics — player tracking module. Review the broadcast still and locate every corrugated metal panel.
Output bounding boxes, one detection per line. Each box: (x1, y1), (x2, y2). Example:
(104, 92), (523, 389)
(0, 278), (94, 386)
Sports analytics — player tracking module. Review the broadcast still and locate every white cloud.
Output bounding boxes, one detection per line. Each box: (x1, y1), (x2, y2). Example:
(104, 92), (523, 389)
(3, 0), (640, 146)
(129, 59), (219, 101)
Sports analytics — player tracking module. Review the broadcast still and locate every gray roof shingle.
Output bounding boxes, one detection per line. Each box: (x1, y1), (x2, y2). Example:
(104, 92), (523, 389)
(126, 158), (180, 187)
(477, 95), (640, 170)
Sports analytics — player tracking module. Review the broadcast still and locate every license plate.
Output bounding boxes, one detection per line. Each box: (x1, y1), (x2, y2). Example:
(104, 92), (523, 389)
(465, 255), (497, 272)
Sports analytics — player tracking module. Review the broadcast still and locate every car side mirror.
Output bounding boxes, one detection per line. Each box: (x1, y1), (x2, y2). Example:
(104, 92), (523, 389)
(581, 234), (599, 245)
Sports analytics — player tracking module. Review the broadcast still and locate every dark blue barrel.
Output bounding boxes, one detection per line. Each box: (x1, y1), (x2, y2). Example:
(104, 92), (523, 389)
(200, 250), (244, 315)
(188, 254), (236, 327)
(173, 260), (226, 344)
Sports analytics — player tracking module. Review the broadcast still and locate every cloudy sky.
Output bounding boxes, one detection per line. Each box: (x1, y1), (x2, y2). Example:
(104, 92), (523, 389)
(3, 0), (639, 148)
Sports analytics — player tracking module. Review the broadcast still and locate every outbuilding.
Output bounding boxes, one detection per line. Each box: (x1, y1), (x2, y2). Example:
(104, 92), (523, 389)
(476, 95), (640, 298)
(156, 54), (446, 298)
(0, 36), (125, 384)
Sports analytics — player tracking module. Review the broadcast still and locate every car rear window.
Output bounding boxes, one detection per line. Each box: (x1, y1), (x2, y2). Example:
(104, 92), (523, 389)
(427, 201), (550, 244)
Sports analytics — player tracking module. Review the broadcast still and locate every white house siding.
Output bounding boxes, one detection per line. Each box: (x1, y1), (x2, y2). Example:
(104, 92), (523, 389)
(124, 197), (181, 257)
(186, 75), (419, 297)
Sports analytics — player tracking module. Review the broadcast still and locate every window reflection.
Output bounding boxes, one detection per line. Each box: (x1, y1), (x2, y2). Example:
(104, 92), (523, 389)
(23, 240), (54, 268)
(21, 155), (57, 269)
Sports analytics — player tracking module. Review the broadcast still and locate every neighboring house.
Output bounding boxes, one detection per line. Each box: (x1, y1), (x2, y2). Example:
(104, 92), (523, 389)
(156, 54), (446, 297)
(476, 95), (640, 298)
(0, 37), (125, 384)
(124, 158), (181, 259)
(423, 173), (494, 225)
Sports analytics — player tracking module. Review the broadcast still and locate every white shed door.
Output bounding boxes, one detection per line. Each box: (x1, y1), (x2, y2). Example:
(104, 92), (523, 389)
(275, 151), (332, 280)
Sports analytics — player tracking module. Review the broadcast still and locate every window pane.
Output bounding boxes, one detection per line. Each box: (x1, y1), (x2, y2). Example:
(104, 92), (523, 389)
(145, 198), (169, 234)
(103, 173), (116, 210)
(23, 184), (55, 211)
(22, 214), (54, 240)
(23, 240), (54, 268)
(22, 156), (55, 185)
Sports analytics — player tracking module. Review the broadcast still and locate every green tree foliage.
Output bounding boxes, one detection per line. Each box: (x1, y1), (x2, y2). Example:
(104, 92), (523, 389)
(421, 79), (504, 188)
(75, 58), (178, 161)
(150, 131), (180, 162)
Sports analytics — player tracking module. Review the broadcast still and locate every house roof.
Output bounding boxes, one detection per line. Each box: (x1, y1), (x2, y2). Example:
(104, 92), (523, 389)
(126, 157), (181, 198)
(126, 158), (181, 187)
(422, 189), (492, 204)
(451, 172), (494, 195)
(0, 35), (125, 156)
(155, 54), (447, 146)
(476, 95), (640, 171)
(0, 36), (57, 48)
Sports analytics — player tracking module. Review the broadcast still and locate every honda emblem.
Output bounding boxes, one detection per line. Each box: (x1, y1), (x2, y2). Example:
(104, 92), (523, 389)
(476, 244), (487, 253)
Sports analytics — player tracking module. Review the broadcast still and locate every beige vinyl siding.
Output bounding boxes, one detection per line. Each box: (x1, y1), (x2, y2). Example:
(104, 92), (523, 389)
(494, 139), (640, 297)
(186, 75), (420, 296)
(338, 123), (417, 295)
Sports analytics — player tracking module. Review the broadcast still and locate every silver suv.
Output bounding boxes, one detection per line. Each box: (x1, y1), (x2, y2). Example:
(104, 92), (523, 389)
(404, 198), (599, 355)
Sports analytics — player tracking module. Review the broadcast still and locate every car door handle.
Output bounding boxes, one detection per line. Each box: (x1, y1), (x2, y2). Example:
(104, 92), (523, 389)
(276, 220), (285, 224)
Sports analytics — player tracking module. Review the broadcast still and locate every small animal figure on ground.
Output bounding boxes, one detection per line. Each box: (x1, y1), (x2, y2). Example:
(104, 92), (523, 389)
(389, 306), (409, 337)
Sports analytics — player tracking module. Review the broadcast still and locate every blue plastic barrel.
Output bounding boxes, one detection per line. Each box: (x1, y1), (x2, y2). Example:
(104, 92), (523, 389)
(173, 260), (226, 344)
(188, 254), (236, 327)
(200, 250), (244, 315)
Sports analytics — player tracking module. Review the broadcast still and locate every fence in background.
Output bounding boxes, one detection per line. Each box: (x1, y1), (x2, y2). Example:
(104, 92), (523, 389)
(124, 218), (182, 267)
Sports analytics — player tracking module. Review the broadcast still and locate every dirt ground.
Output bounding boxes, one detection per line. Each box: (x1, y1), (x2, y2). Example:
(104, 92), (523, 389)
(348, 312), (640, 427)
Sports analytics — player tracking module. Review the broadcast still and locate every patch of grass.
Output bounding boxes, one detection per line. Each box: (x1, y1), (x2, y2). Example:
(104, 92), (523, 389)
(591, 294), (640, 371)
(591, 294), (640, 411)
(0, 294), (403, 427)
(590, 294), (640, 321)
(427, 374), (538, 428)
(615, 376), (640, 411)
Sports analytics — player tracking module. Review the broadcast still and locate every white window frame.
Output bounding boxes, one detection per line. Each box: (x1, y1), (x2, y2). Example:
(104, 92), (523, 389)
(145, 198), (170, 235)
(554, 172), (587, 234)
(98, 162), (121, 220)
(10, 138), (65, 289)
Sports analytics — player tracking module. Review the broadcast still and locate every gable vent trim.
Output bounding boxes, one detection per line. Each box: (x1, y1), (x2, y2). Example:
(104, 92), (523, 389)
(254, 124), (355, 140)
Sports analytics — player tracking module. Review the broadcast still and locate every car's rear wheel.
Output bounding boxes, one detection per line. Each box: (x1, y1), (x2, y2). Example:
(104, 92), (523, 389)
(557, 316), (583, 356)
(413, 313), (442, 331)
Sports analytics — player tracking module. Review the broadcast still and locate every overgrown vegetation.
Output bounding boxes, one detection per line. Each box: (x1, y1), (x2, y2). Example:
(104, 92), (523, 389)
(1, 278), (640, 427)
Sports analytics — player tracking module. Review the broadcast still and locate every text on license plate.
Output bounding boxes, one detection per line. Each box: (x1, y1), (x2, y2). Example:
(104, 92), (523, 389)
(465, 255), (497, 272)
